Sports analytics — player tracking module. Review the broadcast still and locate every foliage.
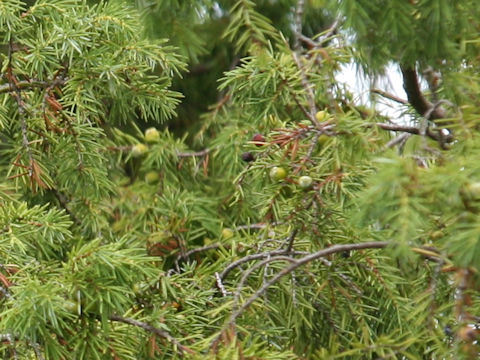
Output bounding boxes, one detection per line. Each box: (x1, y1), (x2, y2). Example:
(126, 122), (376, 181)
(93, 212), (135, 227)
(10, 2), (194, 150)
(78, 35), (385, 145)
(1, 0), (480, 359)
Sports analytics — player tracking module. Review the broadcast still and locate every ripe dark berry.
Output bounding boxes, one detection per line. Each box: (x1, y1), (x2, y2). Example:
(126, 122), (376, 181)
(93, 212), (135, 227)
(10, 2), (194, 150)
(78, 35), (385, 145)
(252, 133), (265, 146)
(241, 152), (255, 162)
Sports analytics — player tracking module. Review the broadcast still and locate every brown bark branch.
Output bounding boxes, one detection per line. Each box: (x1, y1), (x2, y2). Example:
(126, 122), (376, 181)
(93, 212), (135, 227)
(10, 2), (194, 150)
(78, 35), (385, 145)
(226, 241), (389, 326)
(400, 66), (446, 120)
(371, 88), (408, 105)
(375, 122), (453, 143)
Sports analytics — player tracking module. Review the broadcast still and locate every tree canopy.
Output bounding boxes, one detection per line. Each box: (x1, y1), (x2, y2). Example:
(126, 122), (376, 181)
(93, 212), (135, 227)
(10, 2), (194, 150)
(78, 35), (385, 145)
(1, 0), (480, 359)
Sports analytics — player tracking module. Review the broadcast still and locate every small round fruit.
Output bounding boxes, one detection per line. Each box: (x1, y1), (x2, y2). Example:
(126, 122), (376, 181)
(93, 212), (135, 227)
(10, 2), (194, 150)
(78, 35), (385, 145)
(145, 171), (160, 184)
(315, 110), (328, 122)
(131, 143), (148, 157)
(429, 230), (444, 240)
(221, 228), (234, 239)
(133, 282), (147, 295)
(252, 133), (266, 147)
(270, 166), (287, 181)
(464, 182), (480, 200)
(241, 152), (255, 162)
(144, 127), (160, 143)
(298, 175), (313, 189)
(64, 300), (80, 315)
(318, 134), (330, 146)
(203, 237), (213, 245)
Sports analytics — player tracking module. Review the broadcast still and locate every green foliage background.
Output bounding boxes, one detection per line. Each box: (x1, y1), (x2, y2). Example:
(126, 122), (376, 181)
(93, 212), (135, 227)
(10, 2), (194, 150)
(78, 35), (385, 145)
(0, 0), (480, 359)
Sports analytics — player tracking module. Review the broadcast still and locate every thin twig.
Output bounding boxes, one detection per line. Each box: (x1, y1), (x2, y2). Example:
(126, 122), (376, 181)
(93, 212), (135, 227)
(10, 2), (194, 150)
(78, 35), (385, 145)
(374, 122), (453, 143)
(234, 222), (282, 231)
(290, 0), (320, 128)
(292, 52), (320, 128)
(371, 88), (408, 105)
(110, 315), (195, 356)
(423, 99), (454, 120)
(318, 257), (363, 295)
(0, 79), (66, 94)
(174, 243), (222, 269)
(0, 285), (11, 299)
(321, 18), (341, 41)
(176, 148), (211, 158)
(285, 228), (299, 253)
(7, 38), (34, 178)
(217, 249), (309, 283)
(385, 133), (411, 149)
(300, 132), (321, 165)
(52, 189), (81, 226)
(227, 242), (389, 326)
(230, 256), (298, 329)
(32, 342), (44, 360)
(298, 18), (341, 49)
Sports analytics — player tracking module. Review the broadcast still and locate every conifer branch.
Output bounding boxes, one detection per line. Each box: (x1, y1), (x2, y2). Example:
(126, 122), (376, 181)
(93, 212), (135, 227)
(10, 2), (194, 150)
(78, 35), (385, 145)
(291, 51), (320, 128)
(7, 39), (34, 180)
(0, 334), (44, 360)
(52, 189), (81, 226)
(285, 227), (299, 253)
(225, 242), (389, 326)
(290, 0), (320, 128)
(175, 243), (222, 269)
(231, 255), (297, 325)
(224, 241), (448, 330)
(109, 315), (195, 356)
(218, 249), (309, 283)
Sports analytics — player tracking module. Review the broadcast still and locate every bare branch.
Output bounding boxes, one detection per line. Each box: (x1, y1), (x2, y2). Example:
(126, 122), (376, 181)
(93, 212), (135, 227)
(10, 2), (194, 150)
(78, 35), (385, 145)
(215, 272), (230, 297)
(297, 18), (341, 49)
(52, 189), (81, 226)
(285, 227), (299, 253)
(7, 38), (34, 178)
(400, 66), (446, 120)
(231, 255), (297, 326)
(176, 148), (211, 158)
(385, 133), (411, 149)
(227, 242), (389, 326)
(374, 122), (453, 143)
(234, 222), (282, 231)
(217, 249), (309, 283)
(371, 88), (408, 105)
(110, 315), (195, 356)
(291, 52), (320, 127)
(175, 243), (222, 269)
(293, 0), (305, 50)
(0, 79), (66, 94)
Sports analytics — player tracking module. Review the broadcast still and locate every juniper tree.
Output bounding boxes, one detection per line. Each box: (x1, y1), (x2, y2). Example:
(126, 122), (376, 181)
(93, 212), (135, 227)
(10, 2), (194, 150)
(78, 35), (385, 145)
(1, 0), (480, 359)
